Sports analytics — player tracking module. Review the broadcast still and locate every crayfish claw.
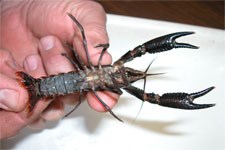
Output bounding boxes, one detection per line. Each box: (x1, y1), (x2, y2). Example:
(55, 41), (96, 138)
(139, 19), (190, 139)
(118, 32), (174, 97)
(186, 86), (216, 109)
(170, 32), (199, 49)
(173, 42), (199, 49)
(183, 101), (215, 110)
(168, 31), (195, 40)
(190, 86), (215, 99)
(158, 86), (215, 110)
(143, 31), (199, 54)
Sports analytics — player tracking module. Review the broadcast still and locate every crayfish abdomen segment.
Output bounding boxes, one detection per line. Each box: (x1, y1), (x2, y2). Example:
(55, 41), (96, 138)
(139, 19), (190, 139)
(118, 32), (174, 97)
(39, 72), (86, 96)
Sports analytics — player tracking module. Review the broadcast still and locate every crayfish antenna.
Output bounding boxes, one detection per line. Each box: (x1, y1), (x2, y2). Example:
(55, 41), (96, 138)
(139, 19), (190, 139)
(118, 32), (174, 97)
(134, 58), (163, 120)
(144, 58), (167, 77)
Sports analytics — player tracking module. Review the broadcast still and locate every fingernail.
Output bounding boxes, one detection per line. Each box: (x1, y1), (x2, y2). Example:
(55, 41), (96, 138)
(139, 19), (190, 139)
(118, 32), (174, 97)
(89, 28), (109, 48)
(24, 55), (39, 71)
(40, 36), (55, 50)
(0, 89), (19, 111)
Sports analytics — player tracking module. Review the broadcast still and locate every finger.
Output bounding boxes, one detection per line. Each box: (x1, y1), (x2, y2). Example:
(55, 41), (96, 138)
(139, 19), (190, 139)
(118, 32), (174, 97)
(87, 91), (119, 112)
(23, 54), (46, 78)
(71, 2), (112, 66)
(26, 98), (65, 128)
(61, 93), (80, 105)
(0, 73), (28, 112)
(0, 49), (22, 78)
(28, 117), (46, 129)
(0, 111), (27, 139)
(39, 35), (74, 75)
(41, 98), (64, 121)
(0, 50), (28, 112)
(1, 5), (40, 66)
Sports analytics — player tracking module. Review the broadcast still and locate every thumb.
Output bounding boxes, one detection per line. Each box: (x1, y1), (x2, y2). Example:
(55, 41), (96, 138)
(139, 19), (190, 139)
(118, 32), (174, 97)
(0, 50), (28, 112)
(71, 2), (112, 65)
(0, 74), (28, 112)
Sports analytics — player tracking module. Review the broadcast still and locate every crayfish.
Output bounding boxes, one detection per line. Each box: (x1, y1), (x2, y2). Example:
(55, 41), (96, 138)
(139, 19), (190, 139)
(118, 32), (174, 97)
(16, 13), (215, 121)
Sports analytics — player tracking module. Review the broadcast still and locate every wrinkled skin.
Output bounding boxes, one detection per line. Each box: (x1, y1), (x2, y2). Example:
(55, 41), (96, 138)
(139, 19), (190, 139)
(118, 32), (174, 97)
(0, 0), (119, 139)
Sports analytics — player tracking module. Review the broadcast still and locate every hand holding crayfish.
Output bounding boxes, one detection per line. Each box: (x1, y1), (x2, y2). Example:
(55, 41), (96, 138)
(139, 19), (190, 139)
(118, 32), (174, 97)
(0, 0), (115, 139)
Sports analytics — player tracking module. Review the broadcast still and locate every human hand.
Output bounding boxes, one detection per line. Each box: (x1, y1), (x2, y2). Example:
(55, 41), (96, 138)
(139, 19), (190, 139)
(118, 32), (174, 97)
(0, 0), (119, 139)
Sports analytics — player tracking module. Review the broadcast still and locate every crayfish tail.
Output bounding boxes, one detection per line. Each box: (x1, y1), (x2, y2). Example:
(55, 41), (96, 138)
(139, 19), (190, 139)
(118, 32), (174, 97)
(16, 71), (42, 112)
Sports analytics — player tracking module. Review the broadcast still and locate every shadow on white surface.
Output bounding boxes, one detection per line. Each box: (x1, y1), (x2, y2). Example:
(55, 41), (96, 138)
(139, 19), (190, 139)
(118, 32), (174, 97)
(2, 96), (187, 149)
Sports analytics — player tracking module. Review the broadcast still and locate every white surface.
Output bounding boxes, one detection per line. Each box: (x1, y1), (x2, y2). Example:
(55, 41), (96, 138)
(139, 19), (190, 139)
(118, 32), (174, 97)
(2, 14), (225, 150)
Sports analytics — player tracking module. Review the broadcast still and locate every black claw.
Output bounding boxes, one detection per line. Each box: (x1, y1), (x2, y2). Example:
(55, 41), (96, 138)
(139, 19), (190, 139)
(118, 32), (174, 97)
(144, 31), (199, 54)
(174, 42), (199, 49)
(184, 101), (215, 109)
(167, 32), (199, 49)
(190, 86), (215, 99)
(185, 86), (216, 109)
(169, 31), (195, 39)
(159, 87), (215, 110)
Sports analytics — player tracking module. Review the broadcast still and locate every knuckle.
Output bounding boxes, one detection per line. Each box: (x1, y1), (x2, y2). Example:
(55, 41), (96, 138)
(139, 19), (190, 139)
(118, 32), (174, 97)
(0, 50), (12, 63)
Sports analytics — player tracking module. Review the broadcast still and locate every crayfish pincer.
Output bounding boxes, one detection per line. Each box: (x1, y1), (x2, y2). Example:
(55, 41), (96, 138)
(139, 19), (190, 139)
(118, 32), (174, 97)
(16, 13), (215, 122)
